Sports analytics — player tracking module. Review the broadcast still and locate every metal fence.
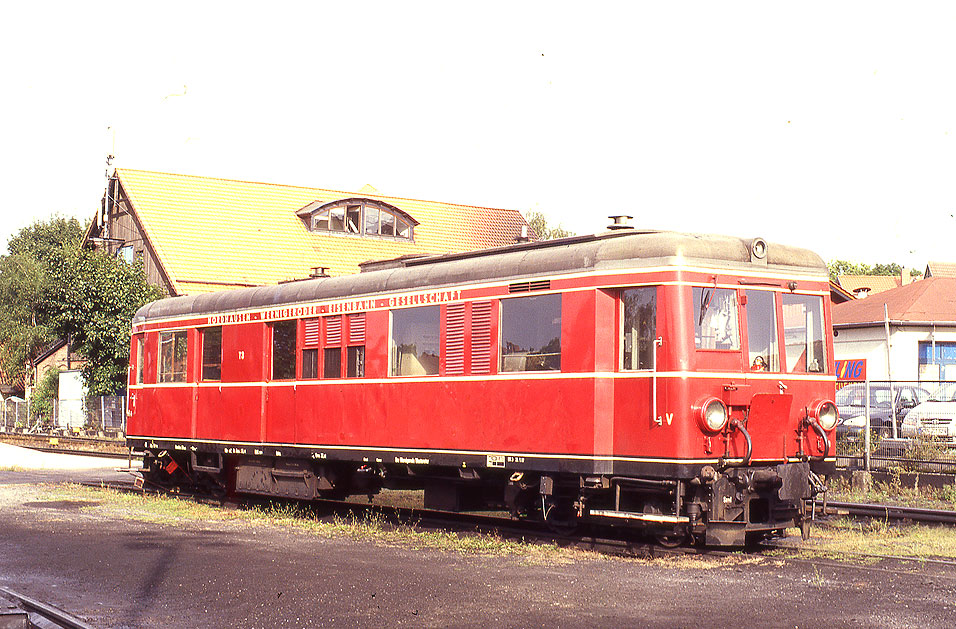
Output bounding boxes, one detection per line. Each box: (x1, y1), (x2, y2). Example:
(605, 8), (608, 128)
(835, 379), (956, 474)
(0, 395), (126, 436)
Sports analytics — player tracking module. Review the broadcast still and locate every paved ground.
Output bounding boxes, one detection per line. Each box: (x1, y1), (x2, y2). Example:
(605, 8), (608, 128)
(1, 444), (955, 627)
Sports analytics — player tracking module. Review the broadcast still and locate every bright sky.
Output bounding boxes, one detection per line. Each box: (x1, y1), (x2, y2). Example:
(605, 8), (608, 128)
(2, 2), (955, 270)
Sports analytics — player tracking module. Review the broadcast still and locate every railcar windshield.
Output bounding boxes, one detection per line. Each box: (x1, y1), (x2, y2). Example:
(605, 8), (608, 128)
(746, 290), (778, 371)
(693, 287), (740, 350)
(782, 295), (826, 373)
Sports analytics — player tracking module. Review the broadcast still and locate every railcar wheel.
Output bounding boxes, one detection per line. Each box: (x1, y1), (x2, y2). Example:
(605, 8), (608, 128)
(654, 531), (688, 548)
(542, 497), (578, 535)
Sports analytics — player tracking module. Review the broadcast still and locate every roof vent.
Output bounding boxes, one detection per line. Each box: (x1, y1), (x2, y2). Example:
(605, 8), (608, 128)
(509, 279), (551, 293)
(607, 215), (634, 230)
(310, 266), (331, 278)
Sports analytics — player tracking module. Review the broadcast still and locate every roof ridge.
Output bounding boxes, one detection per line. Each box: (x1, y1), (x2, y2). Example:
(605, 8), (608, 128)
(114, 168), (523, 214)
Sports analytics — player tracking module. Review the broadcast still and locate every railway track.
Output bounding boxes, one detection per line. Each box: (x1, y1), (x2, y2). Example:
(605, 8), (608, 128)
(812, 499), (956, 525)
(0, 586), (95, 629)
(74, 477), (956, 580)
(81, 478), (705, 559)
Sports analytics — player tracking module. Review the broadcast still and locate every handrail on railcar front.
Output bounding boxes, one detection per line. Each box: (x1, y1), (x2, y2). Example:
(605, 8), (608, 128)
(652, 336), (663, 425)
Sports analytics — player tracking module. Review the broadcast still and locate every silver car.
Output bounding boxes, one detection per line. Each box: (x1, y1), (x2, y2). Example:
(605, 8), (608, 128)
(900, 382), (956, 442)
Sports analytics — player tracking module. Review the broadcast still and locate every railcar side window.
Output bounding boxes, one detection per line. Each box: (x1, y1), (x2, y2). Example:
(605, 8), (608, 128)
(500, 294), (561, 372)
(347, 346), (365, 377)
(622, 287), (657, 370)
(347, 313), (365, 378)
(135, 336), (145, 384)
(745, 291), (778, 371)
(302, 318), (320, 379)
(201, 327), (222, 381)
(782, 295), (826, 373)
(323, 348), (342, 378)
(693, 287), (740, 350)
(391, 306), (440, 376)
(272, 320), (297, 380)
(158, 331), (188, 383)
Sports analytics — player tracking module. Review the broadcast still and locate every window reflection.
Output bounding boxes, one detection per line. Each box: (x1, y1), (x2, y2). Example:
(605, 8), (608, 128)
(746, 291), (778, 371)
(693, 287), (740, 350)
(782, 295), (825, 373)
(500, 294), (561, 372)
(622, 287), (657, 370)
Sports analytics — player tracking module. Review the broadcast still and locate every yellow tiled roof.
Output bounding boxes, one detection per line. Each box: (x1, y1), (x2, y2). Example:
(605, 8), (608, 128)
(837, 274), (901, 296)
(116, 169), (529, 295)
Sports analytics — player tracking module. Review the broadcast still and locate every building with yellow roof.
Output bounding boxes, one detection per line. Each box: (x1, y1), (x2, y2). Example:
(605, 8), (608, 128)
(84, 169), (532, 296)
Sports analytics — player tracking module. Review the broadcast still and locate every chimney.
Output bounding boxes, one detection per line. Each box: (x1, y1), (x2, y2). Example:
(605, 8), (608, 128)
(901, 266), (912, 286)
(607, 215), (634, 230)
(515, 225), (530, 243)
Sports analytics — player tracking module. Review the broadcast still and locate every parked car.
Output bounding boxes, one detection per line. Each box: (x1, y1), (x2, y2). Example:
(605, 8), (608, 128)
(900, 382), (956, 442)
(836, 383), (930, 440)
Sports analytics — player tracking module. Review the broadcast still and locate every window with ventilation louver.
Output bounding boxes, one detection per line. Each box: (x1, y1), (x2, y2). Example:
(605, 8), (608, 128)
(302, 318), (320, 379)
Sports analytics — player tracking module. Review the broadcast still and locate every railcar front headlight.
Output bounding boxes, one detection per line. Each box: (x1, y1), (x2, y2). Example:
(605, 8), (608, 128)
(695, 397), (729, 433)
(808, 400), (838, 431)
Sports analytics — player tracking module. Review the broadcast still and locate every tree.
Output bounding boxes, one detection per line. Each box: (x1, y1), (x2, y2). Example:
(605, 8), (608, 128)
(523, 211), (575, 240)
(0, 217), (83, 388)
(827, 259), (914, 282)
(49, 247), (165, 395)
(0, 216), (164, 396)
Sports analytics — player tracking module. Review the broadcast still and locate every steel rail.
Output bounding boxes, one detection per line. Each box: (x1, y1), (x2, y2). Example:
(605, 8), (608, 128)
(0, 586), (96, 629)
(814, 500), (956, 525)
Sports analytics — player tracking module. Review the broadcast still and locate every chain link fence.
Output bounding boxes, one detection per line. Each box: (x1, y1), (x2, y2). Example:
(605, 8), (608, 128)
(836, 379), (956, 473)
(0, 395), (126, 436)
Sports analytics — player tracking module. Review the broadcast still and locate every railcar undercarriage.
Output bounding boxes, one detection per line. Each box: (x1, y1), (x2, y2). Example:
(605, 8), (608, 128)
(139, 449), (823, 547)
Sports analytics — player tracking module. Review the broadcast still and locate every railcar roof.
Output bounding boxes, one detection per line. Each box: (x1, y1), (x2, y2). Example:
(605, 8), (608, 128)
(133, 230), (827, 323)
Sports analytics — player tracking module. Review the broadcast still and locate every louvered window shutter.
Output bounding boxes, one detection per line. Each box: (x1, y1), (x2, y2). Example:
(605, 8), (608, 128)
(445, 304), (465, 375)
(470, 301), (492, 374)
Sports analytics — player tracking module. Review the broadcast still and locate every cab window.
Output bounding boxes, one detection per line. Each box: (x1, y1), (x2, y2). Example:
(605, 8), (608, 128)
(782, 294), (825, 373)
(622, 287), (656, 370)
(745, 290), (778, 371)
(693, 287), (739, 350)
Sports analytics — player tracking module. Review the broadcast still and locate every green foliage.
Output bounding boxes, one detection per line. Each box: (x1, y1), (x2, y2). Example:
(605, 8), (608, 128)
(30, 367), (61, 424)
(0, 216), (164, 396)
(49, 249), (165, 395)
(523, 211), (575, 240)
(7, 216), (83, 263)
(827, 260), (923, 282)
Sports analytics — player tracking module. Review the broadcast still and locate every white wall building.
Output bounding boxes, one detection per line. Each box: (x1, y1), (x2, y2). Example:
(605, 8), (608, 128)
(832, 277), (956, 382)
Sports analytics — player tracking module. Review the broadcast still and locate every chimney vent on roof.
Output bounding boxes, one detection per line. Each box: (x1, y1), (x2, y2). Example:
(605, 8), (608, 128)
(515, 225), (531, 243)
(310, 266), (331, 278)
(607, 215), (634, 230)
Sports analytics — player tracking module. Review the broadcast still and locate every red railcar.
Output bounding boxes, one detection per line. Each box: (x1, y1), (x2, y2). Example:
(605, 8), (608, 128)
(128, 230), (836, 545)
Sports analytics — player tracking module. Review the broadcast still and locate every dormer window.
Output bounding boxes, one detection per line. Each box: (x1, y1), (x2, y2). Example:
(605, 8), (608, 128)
(299, 198), (417, 241)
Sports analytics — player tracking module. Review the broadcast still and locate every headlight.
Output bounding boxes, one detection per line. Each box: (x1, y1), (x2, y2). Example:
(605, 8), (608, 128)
(695, 397), (728, 433)
(808, 400), (838, 431)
